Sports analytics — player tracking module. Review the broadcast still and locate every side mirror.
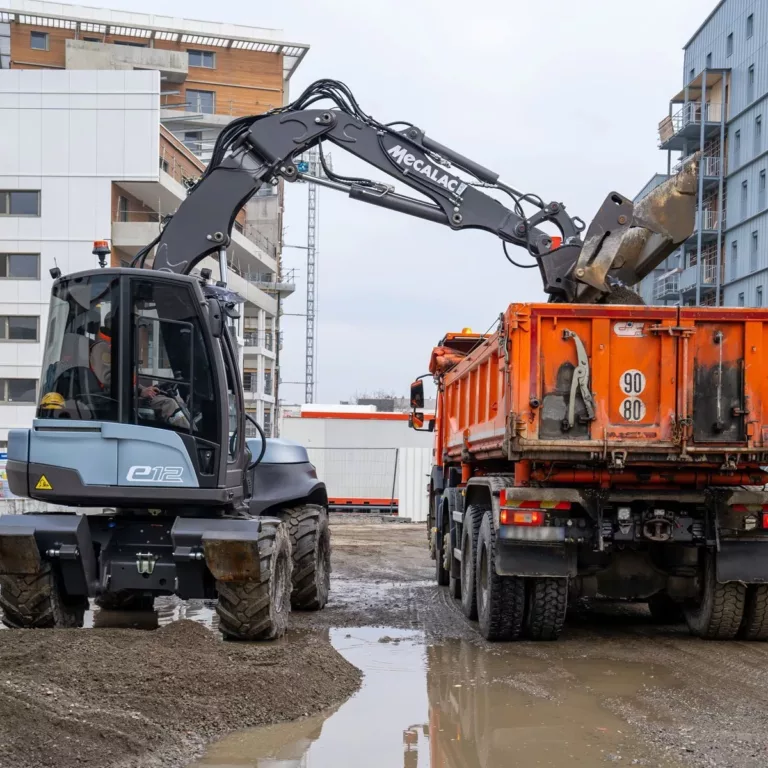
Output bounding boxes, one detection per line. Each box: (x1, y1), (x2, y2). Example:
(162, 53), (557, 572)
(410, 379), (424, 409)
(410, 412), (425, 429)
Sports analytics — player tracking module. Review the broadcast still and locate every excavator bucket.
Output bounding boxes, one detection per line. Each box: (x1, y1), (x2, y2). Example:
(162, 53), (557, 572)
(571, 154), (700, 303)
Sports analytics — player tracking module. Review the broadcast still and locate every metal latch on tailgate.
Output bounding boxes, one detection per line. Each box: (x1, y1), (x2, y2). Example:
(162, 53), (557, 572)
(561, 329), (596, 431)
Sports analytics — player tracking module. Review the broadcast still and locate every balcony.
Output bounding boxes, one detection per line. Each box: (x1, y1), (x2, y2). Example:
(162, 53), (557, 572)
(658, 102), (723, 151)
(66, 40), (187, 83)
(243, 331), (275, 351)
(160, 92), (276, 129)
(685, 208), (723, 244)
(654, 271), (679, 301)
(674, 154), (724, 189)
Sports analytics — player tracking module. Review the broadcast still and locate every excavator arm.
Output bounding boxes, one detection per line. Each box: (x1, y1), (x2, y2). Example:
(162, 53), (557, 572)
(146, 79), (697, 303)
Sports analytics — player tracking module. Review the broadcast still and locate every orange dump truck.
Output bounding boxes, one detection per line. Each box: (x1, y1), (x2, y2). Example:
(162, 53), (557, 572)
(409, 302), (768, 641)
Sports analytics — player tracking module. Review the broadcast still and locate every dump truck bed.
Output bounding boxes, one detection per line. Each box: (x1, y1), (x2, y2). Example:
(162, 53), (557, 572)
(432, 303), (768, 486)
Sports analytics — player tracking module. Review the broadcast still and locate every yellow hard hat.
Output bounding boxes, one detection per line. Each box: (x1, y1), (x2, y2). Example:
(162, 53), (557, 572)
(40, 392), (65, 410)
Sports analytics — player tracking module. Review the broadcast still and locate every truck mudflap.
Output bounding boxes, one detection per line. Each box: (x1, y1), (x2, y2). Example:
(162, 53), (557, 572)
(0, 514), (96, 596)
(171, 516), (282, 598)
(496, 541), (577, 578)
(716, 541), (768, 583)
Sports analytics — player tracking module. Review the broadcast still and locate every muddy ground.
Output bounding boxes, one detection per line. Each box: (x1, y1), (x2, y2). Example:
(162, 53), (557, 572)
(293, 522), (768, 768)
(3, 521), (768, 767)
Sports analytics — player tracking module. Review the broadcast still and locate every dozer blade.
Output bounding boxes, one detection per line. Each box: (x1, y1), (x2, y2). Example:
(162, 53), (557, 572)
(571, 153), (699, 303)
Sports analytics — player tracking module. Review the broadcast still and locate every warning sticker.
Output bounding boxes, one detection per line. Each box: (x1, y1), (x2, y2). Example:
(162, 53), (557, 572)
(613, 321), (645, 337)
(35, 475), (53, 491)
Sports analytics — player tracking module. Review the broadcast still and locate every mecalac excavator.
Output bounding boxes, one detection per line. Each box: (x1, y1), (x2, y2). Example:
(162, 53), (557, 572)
(0, 80), (697, 639)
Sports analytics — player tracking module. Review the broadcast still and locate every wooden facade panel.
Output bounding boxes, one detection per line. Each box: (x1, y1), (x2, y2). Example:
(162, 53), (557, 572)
(9, 24), (69, 67)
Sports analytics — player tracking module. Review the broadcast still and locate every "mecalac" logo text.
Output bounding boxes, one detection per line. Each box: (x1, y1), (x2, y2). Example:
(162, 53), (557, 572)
(387, 145), (467, 195)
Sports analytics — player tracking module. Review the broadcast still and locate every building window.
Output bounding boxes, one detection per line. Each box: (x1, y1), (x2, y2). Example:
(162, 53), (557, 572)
(742, 180), (749, 220)
(760, 170), (767, 211)
(117, 195), (128, 223)
(757, 115), (763, 155)
(727, 32), (734, 57)
(30, 31), (48, 51)
(186, 89), (215, 115)
(748, 65), (755, 103)
(113, 40), (147, 48)
(689, 67), (695, 82)
(0, 379), (36, 403)
(751, 231), (760, 272)
(747, 13), (754, 39)
(758, 286), (763, 307)
(183, 131), (203, 153)
(83, 36), (101, 43)
(739, 292), (745, 306)
(0, 254), (39, 279)
(731, 240), (738, 280)
(0, 190), (40, 216)
(734, 130), (741, 167)
(706, 52), (712, 69)
(0, 316), (38, 341)
(187, 50), (215, 69)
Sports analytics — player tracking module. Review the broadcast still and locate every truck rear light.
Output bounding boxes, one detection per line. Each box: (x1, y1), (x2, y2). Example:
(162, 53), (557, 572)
(499, 491), (570, 511)
(500, 508), (544, 526)
(763, 512), (768, 529)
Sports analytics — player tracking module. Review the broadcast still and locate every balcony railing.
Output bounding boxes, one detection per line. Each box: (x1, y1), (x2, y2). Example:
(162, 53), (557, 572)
(697, 209), (722, 231)
(243, 331), (275, 351)
(264, 374), (273, 396)
(659, 102), (723, 146)
(654, 273), (679, 300)
(675, 154), (724, 178)
(161, 93), (280, 120)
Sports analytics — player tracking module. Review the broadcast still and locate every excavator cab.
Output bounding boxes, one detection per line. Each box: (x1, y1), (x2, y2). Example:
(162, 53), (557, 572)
(7, 268), (249, 508)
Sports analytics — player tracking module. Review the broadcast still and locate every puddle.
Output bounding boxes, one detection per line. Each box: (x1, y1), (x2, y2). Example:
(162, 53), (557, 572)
(191, 627), (681, 768)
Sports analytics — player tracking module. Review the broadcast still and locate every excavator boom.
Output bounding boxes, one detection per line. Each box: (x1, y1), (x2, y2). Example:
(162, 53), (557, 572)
(141, 79), (697, 303)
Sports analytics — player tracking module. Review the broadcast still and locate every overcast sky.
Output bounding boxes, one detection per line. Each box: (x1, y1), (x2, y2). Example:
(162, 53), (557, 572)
(95, 0), (707, 403)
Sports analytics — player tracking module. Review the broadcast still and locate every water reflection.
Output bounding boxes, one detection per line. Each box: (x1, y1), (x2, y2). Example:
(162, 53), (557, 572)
(194, 628), (679, 768)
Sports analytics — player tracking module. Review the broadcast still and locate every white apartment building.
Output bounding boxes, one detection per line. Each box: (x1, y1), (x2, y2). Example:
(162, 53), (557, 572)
(0, 2), (309, 445)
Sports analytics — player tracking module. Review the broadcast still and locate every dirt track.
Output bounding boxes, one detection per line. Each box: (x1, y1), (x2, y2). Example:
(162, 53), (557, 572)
(3, 521), (768, 767)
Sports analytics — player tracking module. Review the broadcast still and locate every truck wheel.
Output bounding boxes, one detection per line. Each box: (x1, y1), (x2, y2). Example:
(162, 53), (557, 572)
(95, 592), (154, 611)
(460, 505), (484, 619)
(647, 592), (684, 624)
(524, 578), (568, 640)
(281, 504), (331, 611)
(435, 510), (449, 587)
(216, 520), (292, 641)
(684, 552), (745, 640)
(0, 563), (86, 629)
(447, 531), (461, 600)
(739, 585), (768, 640)
(475, 511), (525, 641)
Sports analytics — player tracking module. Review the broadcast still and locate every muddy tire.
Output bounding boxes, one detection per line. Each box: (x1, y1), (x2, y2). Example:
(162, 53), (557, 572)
(460, 505), (483, 619)
(95, 592), (154, 611)
(0, 563), (86, 629)
(435, 509), (449, 587)
(281, 504), (331, 611)
(684, 552), (745, 640)
(475, 511), (525, 641)
(216, 520), (292, 641)
(447, 530), (461, 600)
(647, 591), (684, 624)
(524, 577), (568, 640)
(739, 585), (768, 640)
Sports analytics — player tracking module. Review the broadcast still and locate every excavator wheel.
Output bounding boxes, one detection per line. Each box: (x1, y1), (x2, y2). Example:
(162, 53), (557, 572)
(0, 562), (86, 629)
(280, 504), (331, 611)
(216, 520), (292, 641)
(95, 592), (155, 612)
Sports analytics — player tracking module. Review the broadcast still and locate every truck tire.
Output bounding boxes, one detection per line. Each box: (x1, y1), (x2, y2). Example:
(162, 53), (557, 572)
(281, 504), (331, 611)
(684, 552), (745, 640)
(0, 563), (86, 629)
(447, 531), (461, 600)
(95, 592), (155, 611)
(216, 520), (292, 641)
(524, 578), (568, 640)
(475, 511), (525, 641)
(460, 505), (483, 619)
(739, 585), (768, 641)
(647, 592), (684, 624)
(435, 509), (449, 587)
